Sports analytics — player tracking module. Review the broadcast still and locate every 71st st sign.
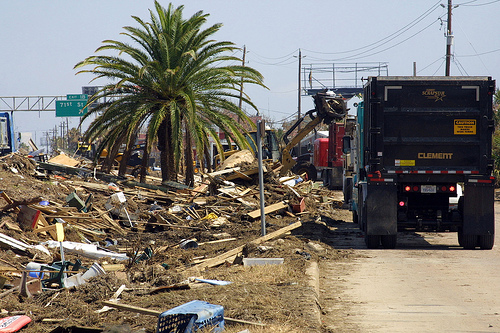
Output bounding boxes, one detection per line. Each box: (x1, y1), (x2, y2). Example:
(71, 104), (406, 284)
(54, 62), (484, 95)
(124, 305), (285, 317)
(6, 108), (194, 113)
(55, 94), (89, 117)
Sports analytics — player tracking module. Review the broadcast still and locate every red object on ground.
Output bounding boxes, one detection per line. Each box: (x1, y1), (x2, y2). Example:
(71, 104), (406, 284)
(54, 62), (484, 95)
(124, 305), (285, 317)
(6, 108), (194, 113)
(0, 315), (32, 332)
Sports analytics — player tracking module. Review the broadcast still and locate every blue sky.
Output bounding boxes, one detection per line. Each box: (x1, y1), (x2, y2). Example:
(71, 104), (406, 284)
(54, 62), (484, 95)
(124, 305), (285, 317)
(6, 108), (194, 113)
(1, 0), (499, 146)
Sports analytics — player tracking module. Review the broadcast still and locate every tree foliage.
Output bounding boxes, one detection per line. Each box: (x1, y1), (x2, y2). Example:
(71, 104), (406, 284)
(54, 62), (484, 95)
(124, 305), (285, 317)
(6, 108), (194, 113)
(74, 2), (266, 182)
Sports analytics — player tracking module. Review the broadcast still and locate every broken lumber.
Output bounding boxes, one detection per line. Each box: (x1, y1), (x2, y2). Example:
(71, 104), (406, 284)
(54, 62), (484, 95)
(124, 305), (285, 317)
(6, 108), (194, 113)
(184, 221), (302, 272)
(100, 301), (266, 327)
(247, 201), (288, 219)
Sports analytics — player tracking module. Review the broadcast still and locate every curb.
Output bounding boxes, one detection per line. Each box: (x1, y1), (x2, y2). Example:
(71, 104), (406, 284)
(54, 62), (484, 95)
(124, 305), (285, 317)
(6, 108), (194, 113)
(305, 260), (322, 330)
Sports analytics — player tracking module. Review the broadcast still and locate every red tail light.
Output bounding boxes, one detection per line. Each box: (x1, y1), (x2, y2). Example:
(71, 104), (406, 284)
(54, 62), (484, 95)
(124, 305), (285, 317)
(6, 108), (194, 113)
(404, 186), (411, 192)
(399, 201), (406, 207)
(449, 186), (456, 192)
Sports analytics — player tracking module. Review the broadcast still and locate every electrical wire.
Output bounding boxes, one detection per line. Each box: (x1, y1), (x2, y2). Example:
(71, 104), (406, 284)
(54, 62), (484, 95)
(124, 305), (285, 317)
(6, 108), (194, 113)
(331, 14), (445, 62)
(452, 56), (470, 75)
(417, 56), (445, 74)
(431, 58), (446, 75)
(458, 0), (500, 6)
(454, 19), (490, 72)
(302, 0), (442, 57)
(250, 49), (299, 60)
(247, 55), (297, 67)
(457, 48), (500, 57)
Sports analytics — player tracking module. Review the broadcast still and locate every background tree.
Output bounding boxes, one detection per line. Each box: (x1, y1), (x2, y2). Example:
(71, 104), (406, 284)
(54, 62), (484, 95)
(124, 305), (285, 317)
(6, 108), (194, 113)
(75, 2), (266, 184)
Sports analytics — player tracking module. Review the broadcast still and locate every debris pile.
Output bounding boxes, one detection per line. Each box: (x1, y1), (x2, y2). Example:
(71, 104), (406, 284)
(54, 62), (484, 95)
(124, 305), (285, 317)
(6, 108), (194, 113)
(0, 151), (347, 333)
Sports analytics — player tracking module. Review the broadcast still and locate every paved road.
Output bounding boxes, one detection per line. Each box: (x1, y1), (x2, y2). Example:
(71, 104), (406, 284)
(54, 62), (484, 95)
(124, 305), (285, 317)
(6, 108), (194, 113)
(320, 203), (500, 333)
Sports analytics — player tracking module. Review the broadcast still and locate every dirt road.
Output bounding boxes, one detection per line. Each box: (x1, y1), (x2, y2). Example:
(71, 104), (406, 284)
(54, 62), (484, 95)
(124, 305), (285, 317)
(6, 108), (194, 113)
(320, 203), (500, 333)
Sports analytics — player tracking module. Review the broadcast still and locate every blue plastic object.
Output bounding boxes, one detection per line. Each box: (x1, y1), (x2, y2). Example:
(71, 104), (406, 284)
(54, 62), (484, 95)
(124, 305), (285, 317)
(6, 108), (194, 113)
(157, 300), (224, 333)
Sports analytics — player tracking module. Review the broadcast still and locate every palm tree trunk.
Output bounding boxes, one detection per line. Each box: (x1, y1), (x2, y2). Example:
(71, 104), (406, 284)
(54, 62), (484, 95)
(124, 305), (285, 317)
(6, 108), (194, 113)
(203, 144), (212, 173)
(119, 132), (138, 176)
(102, 140), (122, 173)
(184, 122), (194, 187)
(139, 135), (149, 183)
(158, 118), (176, 182)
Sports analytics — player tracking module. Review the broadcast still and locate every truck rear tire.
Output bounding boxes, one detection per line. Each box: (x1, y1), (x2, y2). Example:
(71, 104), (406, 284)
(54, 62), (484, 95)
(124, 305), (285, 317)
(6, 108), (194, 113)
(381, 234), (397, 249)
(458, 232), (478, 250)
(478, 234), (494, 250)
(365, 235), (380, 249)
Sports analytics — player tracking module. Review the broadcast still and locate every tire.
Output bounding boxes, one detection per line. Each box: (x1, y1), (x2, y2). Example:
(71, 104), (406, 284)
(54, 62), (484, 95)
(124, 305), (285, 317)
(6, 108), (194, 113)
(381, 234), (397, 249)
(352, 210), (358, 224)
(459, 232), (478, 249)
(365, 235), (381, 249)
(478, 234), (494, 250)
(293, 162), (317, 181)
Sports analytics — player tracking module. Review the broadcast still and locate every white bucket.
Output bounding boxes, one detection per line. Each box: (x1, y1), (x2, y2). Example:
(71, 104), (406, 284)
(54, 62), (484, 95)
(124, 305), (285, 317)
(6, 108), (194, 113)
(81, 262), (106, 280)
(64, 273), (85, 288)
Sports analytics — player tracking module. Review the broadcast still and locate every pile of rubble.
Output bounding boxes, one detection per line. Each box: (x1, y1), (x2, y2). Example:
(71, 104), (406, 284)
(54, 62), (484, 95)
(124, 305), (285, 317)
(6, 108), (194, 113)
(0, 150), (346, 333)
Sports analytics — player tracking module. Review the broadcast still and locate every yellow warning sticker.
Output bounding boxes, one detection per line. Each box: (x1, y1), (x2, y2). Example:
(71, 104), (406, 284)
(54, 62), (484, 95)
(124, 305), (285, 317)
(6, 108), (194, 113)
(395, 159), (415, 166)
(454, 119), (476, 135)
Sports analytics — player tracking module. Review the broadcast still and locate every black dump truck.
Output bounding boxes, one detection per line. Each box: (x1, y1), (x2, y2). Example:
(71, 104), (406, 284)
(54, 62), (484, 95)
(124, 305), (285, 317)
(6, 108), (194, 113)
(347, 76), (496, 249)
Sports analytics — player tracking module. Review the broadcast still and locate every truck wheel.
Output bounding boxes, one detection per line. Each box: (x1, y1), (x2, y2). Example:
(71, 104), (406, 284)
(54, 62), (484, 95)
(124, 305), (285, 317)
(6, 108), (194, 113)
(458, 232), (477, 249)
(293, 162), (317, 181)
(381, 235), (397, 249)
(478, 234), (494, 250)
(352, 211), (358, 224)
(365, 235), (380, 249)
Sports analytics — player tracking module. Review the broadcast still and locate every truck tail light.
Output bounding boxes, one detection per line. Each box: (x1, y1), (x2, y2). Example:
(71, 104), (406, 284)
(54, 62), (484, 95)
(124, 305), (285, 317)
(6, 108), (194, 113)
(404, 186), (411, 192)
(449, 185), (456, 192)
(399, 201), (406, 207)
(413, 186), (419, 192)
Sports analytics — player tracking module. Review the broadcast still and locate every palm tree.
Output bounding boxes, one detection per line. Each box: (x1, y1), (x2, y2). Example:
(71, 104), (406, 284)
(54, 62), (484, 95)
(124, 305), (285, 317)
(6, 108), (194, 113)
(75, 2), (266, 183)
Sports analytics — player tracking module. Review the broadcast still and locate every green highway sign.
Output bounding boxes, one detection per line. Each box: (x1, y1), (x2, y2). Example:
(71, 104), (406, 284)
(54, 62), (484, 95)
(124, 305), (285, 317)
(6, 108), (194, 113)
(67, 94), (88, 100)
(56, 100), (88, 117)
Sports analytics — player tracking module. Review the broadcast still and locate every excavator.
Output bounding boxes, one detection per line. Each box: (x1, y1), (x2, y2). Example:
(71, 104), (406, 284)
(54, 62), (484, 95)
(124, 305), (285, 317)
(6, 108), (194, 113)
(239, 91), (347, 180)
(280, 91), (347, 178)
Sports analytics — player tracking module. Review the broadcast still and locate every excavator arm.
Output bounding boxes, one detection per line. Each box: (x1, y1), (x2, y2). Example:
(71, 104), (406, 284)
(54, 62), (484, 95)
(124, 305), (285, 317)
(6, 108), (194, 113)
(279, 91), (347, 176)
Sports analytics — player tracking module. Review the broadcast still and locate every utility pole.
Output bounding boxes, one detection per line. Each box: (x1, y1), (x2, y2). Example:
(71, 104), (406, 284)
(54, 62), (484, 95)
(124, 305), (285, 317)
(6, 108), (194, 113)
(238, 45), (246, 118)
(297, 49), (302, 155)
(445, 0), (453, 76)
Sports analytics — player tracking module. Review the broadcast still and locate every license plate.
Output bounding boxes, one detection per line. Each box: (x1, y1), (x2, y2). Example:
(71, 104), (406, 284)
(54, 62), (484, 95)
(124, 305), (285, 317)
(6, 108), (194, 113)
(421, 185), (436, 193)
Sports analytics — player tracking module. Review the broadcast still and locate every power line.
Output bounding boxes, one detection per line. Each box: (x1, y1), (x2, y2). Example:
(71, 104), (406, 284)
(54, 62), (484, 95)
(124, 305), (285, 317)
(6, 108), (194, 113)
(302, 0), (442, 57)
(250, 49), (299, 60)
(456, 48), (500, 57)
(331, 14), (445, 62)
(458, 0), (500, 6)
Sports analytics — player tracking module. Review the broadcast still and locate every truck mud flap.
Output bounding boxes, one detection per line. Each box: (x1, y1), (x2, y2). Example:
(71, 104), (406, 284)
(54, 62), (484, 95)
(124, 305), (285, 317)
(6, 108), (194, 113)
(362, 183), (397, 236)
(462, 182), (494, 235)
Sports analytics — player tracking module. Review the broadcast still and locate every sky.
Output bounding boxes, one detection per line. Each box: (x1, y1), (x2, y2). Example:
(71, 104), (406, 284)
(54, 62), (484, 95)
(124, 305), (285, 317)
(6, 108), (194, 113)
(1, 0), (499, 148)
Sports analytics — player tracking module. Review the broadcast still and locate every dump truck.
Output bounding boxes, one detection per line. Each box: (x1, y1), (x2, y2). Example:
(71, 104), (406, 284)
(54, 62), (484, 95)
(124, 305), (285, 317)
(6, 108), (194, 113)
(345, 76), (496, 249)
(0, 112), (15, 156)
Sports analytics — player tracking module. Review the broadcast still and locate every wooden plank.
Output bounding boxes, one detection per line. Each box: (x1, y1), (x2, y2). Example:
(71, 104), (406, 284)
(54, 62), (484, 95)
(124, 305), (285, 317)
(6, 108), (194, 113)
(101, 301), (162, 316)
(184, 221), (302, 272)
(48, 154), (80, 167)
(100, 301), (266, 327)
(247, 201), (288, 219)
(35, 214), (58, 240)
(225, 167), (263, 181)
(93, 207), (127, 235)
(206, 167), (241, 177)
(217, 187), (256, 207)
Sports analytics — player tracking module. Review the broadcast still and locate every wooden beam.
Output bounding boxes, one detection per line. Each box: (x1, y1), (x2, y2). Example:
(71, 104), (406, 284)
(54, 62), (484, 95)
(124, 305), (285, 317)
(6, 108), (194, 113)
(184, 221), (302, 273)
(247, 201), (288, 219)
(100, 301), (266, 327)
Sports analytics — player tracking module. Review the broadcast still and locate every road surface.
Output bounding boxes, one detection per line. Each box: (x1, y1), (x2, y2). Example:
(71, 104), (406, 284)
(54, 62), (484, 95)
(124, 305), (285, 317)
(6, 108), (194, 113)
(320, 202), (500, 333)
